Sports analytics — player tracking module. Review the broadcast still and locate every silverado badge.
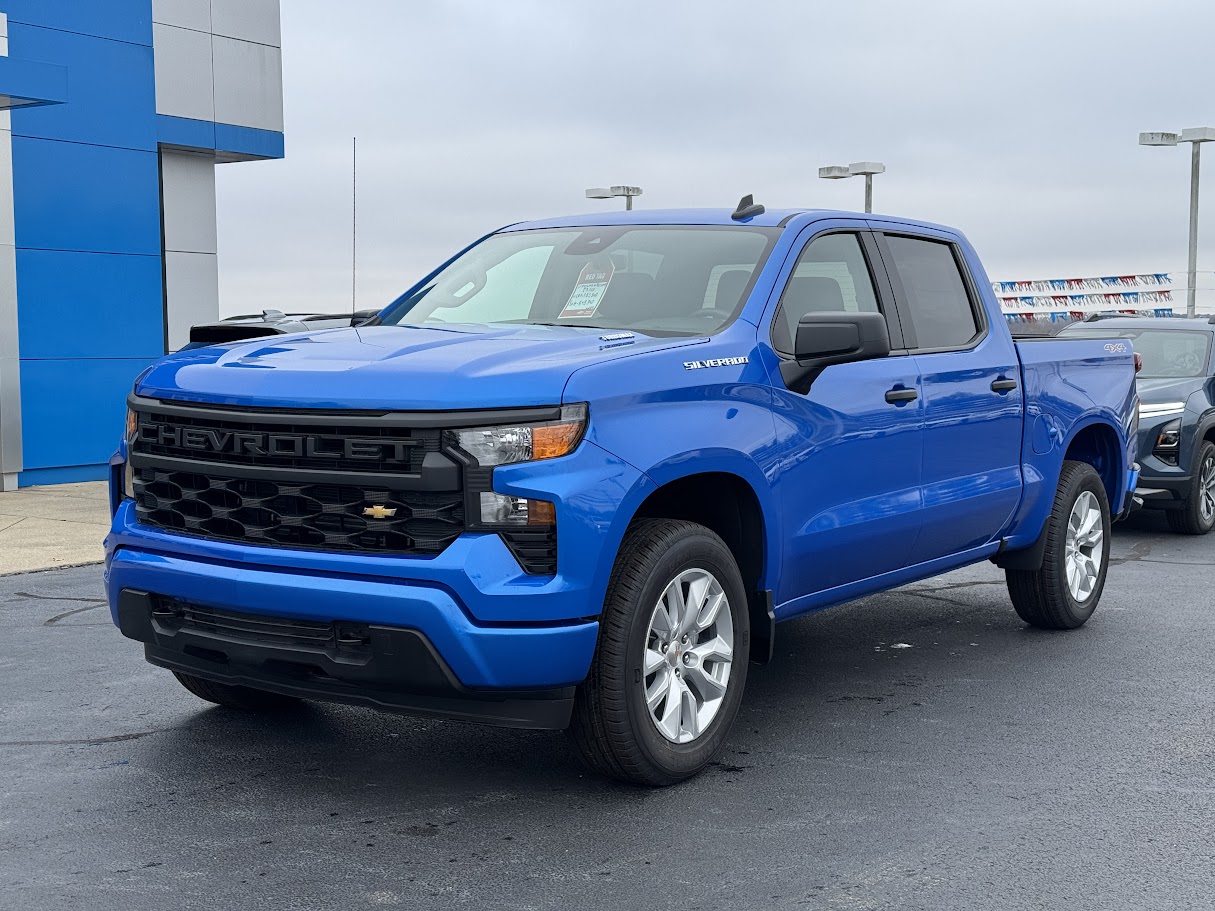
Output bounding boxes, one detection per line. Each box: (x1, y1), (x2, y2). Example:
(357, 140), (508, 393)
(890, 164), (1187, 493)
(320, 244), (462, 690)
(363, 505), (398, 520)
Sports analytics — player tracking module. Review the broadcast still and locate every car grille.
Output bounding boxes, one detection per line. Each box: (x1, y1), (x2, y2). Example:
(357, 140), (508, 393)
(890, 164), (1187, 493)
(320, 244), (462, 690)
(129, 401), (465, 557)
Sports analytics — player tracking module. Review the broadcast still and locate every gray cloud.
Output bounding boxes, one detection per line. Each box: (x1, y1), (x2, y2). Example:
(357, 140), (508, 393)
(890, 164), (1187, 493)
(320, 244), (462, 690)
(216, 0), (1215, 315)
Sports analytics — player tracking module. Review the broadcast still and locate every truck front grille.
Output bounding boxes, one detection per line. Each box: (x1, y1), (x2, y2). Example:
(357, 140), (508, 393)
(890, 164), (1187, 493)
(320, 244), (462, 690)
(133, 468), (464, 555)
(152, 599), (354, 652)
(129, 400), (466, 558)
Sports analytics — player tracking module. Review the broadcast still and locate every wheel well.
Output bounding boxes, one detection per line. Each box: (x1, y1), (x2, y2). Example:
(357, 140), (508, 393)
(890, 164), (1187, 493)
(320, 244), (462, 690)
(634, 473), (765, 596)
(1203, 425), (1215, 447)
(1064, 423), (1120, 504)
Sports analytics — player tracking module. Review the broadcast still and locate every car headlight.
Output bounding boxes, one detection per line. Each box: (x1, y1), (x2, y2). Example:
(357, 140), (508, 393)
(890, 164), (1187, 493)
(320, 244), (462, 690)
(1153, 418), (1181, 466)
(449, 403), (587, 467)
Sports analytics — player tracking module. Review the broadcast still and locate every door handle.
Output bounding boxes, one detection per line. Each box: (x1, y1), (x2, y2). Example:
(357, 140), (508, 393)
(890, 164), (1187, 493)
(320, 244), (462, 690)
(991, 377), (1018, 393)
(885, 386), (918, 405)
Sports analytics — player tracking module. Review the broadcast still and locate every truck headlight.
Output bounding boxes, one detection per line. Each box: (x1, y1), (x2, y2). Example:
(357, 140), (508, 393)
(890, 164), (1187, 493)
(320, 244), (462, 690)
(122, 408), (138, 500)
(449, 403), (587, 467)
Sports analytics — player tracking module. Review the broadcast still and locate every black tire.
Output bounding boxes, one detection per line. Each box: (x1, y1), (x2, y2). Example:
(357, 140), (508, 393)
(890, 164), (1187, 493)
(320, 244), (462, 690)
(1166, 440), (1215, 535)
(1006, 460), (1111, 630)
(172, 671), (303, 711)
(568, 519), (750, 786)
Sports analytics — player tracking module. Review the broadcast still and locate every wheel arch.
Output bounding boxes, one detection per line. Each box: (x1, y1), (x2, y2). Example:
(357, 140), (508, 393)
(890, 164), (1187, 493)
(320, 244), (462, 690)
(1062, 418), (1125, 507)
(616, 457), (780, 662)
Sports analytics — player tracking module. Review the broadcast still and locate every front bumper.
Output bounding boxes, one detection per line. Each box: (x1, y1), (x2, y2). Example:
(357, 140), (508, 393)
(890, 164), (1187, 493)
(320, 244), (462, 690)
(106, 542), (599, 693)
(116, 590), (576, 729)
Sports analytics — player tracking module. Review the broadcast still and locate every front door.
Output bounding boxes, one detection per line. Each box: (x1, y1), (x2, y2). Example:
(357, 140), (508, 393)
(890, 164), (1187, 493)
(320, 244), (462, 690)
(764, 228), (925, 609)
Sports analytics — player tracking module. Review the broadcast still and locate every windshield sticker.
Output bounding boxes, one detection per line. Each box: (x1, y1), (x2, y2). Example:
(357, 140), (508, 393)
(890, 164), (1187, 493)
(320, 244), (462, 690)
(559, 261), (615, 319)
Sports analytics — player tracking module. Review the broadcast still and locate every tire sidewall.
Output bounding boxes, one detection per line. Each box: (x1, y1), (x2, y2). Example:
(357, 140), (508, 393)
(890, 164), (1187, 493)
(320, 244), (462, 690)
(618, 531), (750, 779)
(1188, 441), (1215, 532)
(1051, 466), (1112, 623)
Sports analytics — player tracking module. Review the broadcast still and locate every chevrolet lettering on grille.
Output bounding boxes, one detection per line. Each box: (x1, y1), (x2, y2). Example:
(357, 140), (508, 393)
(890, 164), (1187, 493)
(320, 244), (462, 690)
(137, 422), (416, 463)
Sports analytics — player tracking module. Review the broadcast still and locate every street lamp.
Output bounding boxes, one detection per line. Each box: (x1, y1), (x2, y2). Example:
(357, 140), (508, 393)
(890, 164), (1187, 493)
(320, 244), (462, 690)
(586, 185), (643, 211)
(818, 161), (886, 213)
(1139, 127), (1215, 317)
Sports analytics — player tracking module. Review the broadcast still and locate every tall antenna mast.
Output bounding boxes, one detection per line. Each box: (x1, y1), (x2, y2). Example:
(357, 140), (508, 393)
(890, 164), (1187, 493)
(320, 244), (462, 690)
(352, 136), (358, 317)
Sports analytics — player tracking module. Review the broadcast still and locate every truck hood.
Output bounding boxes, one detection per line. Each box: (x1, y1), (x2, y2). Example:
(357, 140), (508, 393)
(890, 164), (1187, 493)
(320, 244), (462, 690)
(1135, 376), (1207, 405)
(136, 324), (700, 410)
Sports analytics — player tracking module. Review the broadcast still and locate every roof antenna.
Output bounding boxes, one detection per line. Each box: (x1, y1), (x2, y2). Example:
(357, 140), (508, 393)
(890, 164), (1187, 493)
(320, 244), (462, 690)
(351, 136), (358, 324)
(731, 194), (765, 220)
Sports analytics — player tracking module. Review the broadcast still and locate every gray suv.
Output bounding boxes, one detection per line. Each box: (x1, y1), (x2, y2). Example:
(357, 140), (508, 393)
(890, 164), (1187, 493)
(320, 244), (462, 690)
(1059, 316), (1215, 534)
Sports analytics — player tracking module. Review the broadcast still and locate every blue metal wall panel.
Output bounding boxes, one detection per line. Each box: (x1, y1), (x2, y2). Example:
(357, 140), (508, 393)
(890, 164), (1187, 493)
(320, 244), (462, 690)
(12, 136), (161, 255)
(157, 114), (217, 152)
(16, 250), (164, 359)
(0, 54), (69, 107)
(215, 122), (285, 160)
(9, 23), (156, 150)
(159, 115), (285, 161)
(18, 357), (153, 470)
(2, 0), (154, 46)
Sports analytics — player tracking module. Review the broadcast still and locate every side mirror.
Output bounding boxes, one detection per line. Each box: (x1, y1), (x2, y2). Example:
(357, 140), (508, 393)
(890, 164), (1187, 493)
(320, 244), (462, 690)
(780, 311), (891, 393)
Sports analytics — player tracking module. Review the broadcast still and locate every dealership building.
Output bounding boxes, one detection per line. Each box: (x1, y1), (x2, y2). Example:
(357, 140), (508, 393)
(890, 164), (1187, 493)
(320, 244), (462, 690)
(0, 0), (284, 490)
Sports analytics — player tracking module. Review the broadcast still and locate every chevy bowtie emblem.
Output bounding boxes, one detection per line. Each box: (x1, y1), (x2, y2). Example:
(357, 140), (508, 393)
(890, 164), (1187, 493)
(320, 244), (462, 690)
(363, 505), (397, 520)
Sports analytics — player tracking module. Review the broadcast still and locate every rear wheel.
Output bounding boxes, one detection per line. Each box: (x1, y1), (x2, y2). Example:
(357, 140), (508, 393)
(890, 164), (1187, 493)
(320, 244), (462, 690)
(568, 519), (750, 786)
(1006, 460), (1110, 630)
(172, 671), (303, 711)
(1166, 440), (1215, 535)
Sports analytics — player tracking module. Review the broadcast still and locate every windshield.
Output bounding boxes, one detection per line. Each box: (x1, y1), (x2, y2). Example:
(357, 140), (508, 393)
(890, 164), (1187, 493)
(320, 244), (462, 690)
(1060, 327), (1211, 377)
(378, 226), (780, 335)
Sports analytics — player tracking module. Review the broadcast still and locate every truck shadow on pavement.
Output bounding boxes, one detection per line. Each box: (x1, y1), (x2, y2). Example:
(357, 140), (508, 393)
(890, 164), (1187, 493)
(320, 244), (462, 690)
(128, 514), (1170, 807)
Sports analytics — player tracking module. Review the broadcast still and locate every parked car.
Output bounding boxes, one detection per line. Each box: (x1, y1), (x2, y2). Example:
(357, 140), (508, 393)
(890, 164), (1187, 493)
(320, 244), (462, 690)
(106, 202), (1139, 785)
(183, 309), (380, 350)
(1059, 315), (1215, 534)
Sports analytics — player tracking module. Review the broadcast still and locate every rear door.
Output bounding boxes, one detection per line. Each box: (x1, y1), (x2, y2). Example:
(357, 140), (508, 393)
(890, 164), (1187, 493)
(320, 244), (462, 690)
(762, 224), (925, 606)
(873, 229), (1024, 563)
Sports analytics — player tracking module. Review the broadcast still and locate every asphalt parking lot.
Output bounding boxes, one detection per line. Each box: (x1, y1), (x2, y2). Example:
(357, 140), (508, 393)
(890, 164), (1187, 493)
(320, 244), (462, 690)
(2, 511), (1213, 911)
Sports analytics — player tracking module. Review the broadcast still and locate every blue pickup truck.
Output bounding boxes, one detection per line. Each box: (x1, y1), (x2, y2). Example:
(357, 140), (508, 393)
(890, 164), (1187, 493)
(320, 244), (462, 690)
(106, 201), (1139, 785)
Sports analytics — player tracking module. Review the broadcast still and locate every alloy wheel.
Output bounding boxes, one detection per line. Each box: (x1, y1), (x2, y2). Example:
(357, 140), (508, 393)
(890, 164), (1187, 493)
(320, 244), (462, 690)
(1064, 490), (1104, 603)
(642, 568), (734, 744)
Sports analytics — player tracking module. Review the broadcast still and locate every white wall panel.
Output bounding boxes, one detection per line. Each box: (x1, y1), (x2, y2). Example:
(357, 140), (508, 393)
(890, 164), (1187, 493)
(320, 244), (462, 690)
(152, 0), (211, 33)
(211, 0), (280, 47)
(212, 36), (284, 132)
(0, 10), (19, 488)
(153, 23), (215, 122)
(161, 151), (217, 255)
(164, 252), (220, 352)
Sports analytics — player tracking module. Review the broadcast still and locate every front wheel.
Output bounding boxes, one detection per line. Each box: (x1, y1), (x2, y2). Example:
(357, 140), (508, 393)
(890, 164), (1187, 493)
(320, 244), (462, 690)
(1166, 440), (1215, 535)
(1006, 460), (1111, 630)
(568, 519), (750, 786)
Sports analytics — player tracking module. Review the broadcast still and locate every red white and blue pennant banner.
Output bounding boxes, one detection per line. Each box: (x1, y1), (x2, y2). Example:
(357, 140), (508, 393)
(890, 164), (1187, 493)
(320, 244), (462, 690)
(992, 274), (1170, 295)
(998, 290), (1173, 310)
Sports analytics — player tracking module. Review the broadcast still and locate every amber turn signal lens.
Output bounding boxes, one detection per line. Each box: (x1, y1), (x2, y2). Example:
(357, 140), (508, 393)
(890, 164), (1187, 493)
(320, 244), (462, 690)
(532, 421), (584, 460)
(125, 408), (137, 441)
(527, 499), (556, 525)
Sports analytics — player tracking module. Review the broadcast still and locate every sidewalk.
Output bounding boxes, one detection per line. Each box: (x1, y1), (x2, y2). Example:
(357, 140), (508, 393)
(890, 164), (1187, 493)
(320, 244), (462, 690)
(0, 481), (110, 575)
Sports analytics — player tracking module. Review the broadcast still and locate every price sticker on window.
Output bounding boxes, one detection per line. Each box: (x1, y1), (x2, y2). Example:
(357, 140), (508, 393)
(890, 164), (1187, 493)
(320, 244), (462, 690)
(559, 261), (615, 319)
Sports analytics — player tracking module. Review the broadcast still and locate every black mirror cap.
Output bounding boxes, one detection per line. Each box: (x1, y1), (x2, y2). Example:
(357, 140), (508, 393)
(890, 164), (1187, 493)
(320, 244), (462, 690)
(780, 311), (892, 393)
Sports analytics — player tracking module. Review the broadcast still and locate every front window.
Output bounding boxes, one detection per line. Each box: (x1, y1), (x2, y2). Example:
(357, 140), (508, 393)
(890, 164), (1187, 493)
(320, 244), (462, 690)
(1060, 327), (1211, 377)
(378, 226), (780, 336)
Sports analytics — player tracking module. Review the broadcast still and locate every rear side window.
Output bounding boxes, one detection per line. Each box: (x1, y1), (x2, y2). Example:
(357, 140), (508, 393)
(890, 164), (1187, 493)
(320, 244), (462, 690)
(884, 236), (979, 350)
(772, 233), (881, 353)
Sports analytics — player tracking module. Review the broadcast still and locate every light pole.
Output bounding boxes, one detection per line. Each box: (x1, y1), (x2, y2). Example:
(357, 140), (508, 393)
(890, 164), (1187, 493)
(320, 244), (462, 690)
(1139, 128), (1215, 318)
(818, 161), (885, 213)
(586, 185), (643, 210)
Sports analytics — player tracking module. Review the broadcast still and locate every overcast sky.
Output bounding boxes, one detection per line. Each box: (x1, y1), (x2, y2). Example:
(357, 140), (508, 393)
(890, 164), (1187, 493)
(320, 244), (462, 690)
(215, 0), (1215, 316)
